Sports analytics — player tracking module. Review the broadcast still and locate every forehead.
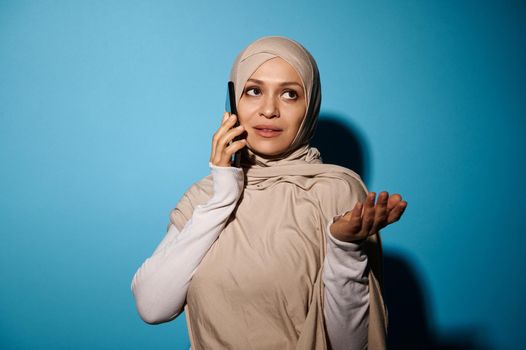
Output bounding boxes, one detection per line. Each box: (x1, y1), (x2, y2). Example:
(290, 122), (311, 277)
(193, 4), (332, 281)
(249, 57), (304, 86)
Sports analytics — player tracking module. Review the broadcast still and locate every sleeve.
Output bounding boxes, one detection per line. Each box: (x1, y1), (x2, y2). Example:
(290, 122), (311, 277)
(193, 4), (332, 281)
(323, 215), (369, 350)
(314, 172), (369, 349)
(130, 163), (244, 324)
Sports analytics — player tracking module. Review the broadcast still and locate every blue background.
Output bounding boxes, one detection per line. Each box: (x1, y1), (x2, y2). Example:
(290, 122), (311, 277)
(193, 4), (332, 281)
(1, 0), (525, 349)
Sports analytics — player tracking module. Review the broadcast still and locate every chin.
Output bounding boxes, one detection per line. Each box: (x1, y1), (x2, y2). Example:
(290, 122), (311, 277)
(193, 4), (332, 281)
(247, 143), (287, 158)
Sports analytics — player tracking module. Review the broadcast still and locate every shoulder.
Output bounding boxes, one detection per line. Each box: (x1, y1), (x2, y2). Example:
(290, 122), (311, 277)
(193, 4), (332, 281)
(183, 174), (214, 202)
(308, 163), (368, 219)
(311, 163), (368, 199)
(168, 174), (214, 231)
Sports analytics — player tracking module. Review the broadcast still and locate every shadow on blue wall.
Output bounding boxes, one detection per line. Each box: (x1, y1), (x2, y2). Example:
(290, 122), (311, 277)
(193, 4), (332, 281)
(383, 252), (487, 350)
(311, 114), (370, 185)
(311, 115), (487, 350)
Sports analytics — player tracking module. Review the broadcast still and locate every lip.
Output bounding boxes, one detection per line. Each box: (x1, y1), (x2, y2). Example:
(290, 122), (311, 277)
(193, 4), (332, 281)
(253, 125), (283, 138)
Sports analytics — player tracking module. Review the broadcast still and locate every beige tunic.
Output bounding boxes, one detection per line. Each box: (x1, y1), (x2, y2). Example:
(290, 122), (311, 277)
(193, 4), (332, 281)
(171, 162), (387, 349)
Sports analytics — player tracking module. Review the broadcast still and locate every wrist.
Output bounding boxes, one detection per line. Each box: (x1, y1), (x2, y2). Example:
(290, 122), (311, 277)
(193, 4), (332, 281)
(328, 215), (367, 247)
(209, 162), (244, 201)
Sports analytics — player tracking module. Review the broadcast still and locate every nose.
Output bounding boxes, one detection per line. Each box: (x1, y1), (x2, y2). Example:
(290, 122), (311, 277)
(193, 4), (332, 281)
(259, 95), (279, 119)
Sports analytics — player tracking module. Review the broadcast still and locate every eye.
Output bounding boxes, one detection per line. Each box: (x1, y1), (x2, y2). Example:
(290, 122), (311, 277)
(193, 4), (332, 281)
(245, 87), (261, 97)
(282, 90), (298, 100)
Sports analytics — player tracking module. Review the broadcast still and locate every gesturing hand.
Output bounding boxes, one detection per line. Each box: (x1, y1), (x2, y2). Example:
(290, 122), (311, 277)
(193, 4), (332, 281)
(330, 192), (407, 243)
(210, 112), (247, 167)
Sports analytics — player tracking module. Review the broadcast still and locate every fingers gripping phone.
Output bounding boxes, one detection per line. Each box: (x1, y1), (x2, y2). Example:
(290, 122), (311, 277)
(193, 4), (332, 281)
(226, 81), (243, 168)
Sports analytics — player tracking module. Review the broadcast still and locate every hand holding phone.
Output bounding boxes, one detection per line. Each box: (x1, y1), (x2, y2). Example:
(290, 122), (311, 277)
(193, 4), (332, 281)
(209, 111), (246, 168)
(209, 81), (246, 168)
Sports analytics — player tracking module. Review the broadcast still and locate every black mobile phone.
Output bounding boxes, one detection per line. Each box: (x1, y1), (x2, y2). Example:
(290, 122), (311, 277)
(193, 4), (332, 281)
(226, 81), (242, 167)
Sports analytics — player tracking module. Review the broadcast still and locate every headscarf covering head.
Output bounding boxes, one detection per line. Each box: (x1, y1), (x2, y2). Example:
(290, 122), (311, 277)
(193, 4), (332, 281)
(229, 36), (321, 157)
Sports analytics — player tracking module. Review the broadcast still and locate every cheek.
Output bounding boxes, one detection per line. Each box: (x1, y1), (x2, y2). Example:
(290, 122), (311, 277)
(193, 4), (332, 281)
(236, 100), (252, 125)
(290, 108), (306, 133)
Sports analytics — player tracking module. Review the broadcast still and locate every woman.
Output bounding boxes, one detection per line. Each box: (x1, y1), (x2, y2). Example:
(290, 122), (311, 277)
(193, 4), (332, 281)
(131, 36), (407, 350)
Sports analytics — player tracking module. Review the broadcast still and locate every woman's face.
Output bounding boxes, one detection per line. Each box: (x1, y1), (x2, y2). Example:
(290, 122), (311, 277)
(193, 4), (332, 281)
(237, 57), (307, 157)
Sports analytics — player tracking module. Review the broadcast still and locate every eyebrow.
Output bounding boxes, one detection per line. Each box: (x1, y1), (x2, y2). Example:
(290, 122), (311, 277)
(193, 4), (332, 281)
(247, 78), (303, 88)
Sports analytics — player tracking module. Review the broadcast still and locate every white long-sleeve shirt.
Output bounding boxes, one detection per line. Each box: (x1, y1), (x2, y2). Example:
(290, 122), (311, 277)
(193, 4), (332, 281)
(131, 163), (369, 350)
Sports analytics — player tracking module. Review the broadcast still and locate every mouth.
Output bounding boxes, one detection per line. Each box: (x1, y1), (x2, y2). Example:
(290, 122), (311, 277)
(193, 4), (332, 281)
(253, 125), (283, 138)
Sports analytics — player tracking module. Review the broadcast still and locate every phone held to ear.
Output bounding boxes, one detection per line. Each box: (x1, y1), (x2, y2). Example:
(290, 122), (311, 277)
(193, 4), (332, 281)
(226, 81), (243, 168)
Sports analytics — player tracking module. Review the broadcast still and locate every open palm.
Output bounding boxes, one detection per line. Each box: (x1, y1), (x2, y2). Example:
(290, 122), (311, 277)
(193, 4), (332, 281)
(330, 191), (407, 243)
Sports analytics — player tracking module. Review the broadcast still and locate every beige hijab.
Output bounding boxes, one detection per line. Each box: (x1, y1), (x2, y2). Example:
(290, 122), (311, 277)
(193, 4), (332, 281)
(171, 36), (387, 349)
